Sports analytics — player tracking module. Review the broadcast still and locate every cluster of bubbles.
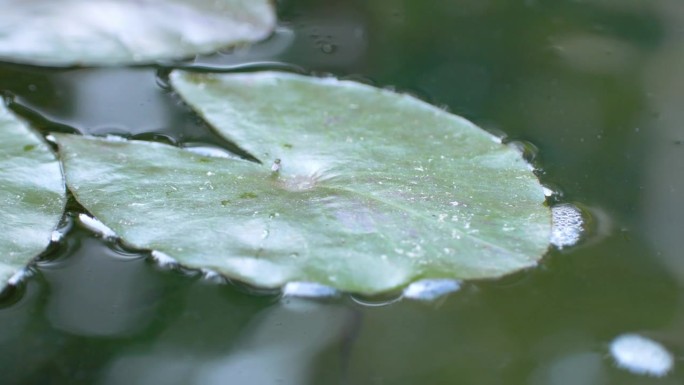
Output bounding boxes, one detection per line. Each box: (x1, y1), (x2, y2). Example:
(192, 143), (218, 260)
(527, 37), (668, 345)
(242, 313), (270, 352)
(550, 204), (584, 249)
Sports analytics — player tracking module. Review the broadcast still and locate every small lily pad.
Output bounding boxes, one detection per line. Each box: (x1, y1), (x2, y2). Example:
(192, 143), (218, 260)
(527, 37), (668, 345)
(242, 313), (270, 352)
(0, 0), (275, 66)
(0, 103), (66, 288)
(55, 71), (551, 294)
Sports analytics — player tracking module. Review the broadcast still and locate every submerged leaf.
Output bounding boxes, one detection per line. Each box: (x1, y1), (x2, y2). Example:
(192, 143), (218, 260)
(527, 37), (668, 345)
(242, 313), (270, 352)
(0, 0), (275, 66)
(55, 72), (551, 294)
(0, 103), (66, 288)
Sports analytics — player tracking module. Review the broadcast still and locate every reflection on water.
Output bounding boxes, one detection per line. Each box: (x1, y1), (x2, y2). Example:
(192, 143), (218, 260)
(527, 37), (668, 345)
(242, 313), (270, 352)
(192, 300), (354, 385)
(41, 229), (160, 337)
(552, 32), (641, 76)
(1, 0), (684, 384)
(25, 69), (174, 135)
(529, 352), (606, 385)
(100, 298), (354, 385)
(641, 1), (684, 284)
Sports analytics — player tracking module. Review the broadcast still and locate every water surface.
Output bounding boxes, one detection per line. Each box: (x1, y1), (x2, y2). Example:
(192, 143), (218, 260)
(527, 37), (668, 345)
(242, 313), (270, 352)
(1, 1), (683, 384)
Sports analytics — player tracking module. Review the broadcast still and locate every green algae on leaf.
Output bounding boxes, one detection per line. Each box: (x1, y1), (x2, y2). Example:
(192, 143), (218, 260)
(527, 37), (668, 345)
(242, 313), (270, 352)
(0, 103), (66, 289)
(0, 0), (275, 66)
(54, 71), (551, 294)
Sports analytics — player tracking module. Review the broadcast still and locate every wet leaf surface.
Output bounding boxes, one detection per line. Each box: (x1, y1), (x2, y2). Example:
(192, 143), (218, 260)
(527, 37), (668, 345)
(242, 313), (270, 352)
(54, 71), (551, 294)
(0, 103), (65, 288)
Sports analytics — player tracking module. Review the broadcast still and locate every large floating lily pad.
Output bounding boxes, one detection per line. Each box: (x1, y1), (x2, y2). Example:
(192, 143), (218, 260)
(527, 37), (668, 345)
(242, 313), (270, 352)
(0, 0), (275, 66)
(55, 71), (551, 294)
(0, 103), (65, 288)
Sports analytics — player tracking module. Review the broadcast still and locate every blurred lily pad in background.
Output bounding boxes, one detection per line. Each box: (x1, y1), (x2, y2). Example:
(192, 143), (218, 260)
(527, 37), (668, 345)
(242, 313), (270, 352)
(0, 0), (275, 66)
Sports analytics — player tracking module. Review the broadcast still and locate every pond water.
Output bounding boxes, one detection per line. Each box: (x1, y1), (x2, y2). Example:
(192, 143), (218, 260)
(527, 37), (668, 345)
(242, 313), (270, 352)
(1, 0), (683, 384)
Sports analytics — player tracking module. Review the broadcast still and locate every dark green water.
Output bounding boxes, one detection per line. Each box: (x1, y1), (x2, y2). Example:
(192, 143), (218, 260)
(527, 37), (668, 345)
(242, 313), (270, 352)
(1, 1), (684, 384)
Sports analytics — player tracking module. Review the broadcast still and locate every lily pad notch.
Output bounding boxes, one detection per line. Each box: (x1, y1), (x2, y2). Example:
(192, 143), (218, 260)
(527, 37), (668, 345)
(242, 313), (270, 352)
(54, 71), (552, 295)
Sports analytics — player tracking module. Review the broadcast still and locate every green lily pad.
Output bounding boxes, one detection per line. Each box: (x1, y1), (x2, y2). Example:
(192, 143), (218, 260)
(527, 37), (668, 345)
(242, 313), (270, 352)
(0, 103), (66, 288)
(54, 71), (551, 294)
(0, 0), (275, 66)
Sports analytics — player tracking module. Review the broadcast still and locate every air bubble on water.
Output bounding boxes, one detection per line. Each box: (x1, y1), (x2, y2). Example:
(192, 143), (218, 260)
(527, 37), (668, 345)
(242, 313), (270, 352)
(550, 204), (584, 249)
(8, 269), (28, 286)
(282, 282), (339, 298)
(78, 214), (116, 238)
(45, 134), (56, 143)
(609, 334), (673, 377)
(403, 279), (461, 301)
(151, 250), (177, 267)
